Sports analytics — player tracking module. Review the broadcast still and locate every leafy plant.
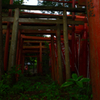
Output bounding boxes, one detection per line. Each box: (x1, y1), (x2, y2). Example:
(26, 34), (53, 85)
(2, 72), (92, 100)
(13, 0), (23, 5)
(61, 73), (90, 87)
(61, 73), (92, 100)
(0, 66), (26, 99)
(10, 80), (31, 94)
(19, 93), (29, 100)
(9, 65), (22, 75)
(0, 79), (10, 98)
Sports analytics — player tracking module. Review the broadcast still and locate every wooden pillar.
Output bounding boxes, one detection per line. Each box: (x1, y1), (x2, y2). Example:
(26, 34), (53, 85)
(40, 42), (42, 74)
(51, 35), (55, 80)
(56, 22), (63, 85)
(63, 10), (71, 80)
(8, 8), (19, 71)
(86, 0), (100, 99)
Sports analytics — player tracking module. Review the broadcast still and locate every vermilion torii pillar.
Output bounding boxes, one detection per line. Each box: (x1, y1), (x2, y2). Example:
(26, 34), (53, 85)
(4, 0), (13, 72)
(87, 0), (100, 100)
(16, 31), (21, 66)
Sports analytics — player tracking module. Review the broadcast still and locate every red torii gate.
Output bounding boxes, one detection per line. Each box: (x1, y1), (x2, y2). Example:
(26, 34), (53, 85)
(2, 0), (100, 99)
(86, 0), (100, 99)
(2, 0), (88, 84)
(3, 21), (88, 83)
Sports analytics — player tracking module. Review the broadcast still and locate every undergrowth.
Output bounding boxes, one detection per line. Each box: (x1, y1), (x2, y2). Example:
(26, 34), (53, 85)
(0, 67), (92, 100)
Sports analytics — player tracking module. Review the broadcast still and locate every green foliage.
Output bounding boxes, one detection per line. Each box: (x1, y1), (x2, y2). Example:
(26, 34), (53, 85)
(2, 0), (10, 5)
(61, 74), (90, 88)
(0, 73), (65, 100)
(0, 77), (10, 98)
(38, 0), (72, 14)
(2, 0), (23, 13)
(13, 0), (23, 5)
(1, 66), (22, 86)
(9, 65), (22, 75)
(0, 70), (92, 100)
(61, 73), (92, 100)
(43, 82), (60, 99)
(2, 0), (23, 5)
(19, 93), (29, 100)
(23, 80), (61, 99)
(0, 66), (23, 99)
(10, 80), (31, 94)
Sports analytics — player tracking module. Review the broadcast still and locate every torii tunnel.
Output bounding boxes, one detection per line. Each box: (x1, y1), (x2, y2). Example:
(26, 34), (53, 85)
(1, 0), (100, 99)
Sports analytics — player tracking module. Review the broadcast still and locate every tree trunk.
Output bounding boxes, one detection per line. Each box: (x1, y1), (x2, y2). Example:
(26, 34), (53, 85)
(0, 0), (4, 80)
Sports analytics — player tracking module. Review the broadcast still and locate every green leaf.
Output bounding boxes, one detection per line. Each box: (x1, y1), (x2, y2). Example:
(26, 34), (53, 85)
(68, 78), (75, 81)
(72, 73), (78, 80)
(80, 78), (90, 82)
(76, 76), (83, 81)
(76, 81), (83, 87)
(91, 94), (93, 98)
(61, 82), (73, 87)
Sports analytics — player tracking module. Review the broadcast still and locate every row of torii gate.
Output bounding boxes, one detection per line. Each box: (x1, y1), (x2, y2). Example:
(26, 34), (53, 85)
(2, 0), (100, 100)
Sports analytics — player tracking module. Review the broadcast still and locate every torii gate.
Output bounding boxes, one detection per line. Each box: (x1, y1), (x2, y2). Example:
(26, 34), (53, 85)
(2, 0), (100, 99)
